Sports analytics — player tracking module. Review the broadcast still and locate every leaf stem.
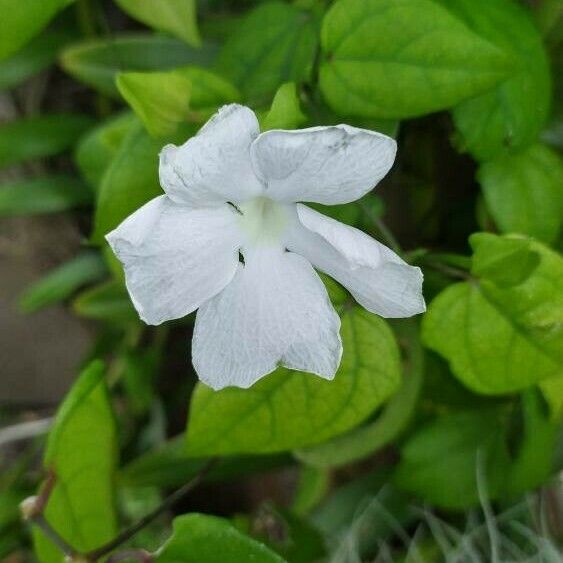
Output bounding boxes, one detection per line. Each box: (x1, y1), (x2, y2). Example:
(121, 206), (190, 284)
(425, 261), (472, 281)
(85, 459), (218, 561)
(33, 514), (78, 558)
(25, 460), (217, 561)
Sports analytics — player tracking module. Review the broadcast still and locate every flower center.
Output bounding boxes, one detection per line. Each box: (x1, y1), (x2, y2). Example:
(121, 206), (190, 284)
(236, 197), (290, 247)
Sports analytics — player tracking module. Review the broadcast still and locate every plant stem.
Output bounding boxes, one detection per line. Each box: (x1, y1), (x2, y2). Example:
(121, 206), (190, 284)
(425, 261), (472, 281)
(85, 459), (218, 561)
(33, 514), (77, 558)
(25, 460), (217, 561)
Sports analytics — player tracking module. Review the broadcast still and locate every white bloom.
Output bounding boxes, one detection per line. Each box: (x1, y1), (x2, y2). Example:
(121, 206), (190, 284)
(106, 104), (425, 390)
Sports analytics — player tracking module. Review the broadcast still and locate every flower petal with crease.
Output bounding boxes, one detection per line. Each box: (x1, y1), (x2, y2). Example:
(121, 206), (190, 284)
(160, 104), (264, 206)
(192, 246), (342, 389)
(106, 195), (242, 325)
(287, 204), (426, 318)
(250, 124), (396, 204)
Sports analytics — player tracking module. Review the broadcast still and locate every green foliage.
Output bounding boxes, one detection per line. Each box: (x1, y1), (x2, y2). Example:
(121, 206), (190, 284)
(116, 67), (240, 137)
(262, 83), (307, 131)
(2, 0), (561, 559)
(0, 30), (73, 91)
(320, 0), (513, 118)
(33, 361), (118, 562)
(0, 114), (93, 168)
(19, 252), (107, 313)
(394, 389), (558, 509)
(292, 466), (330, 516)
(0, 0), (72, 60)
(449, 0), (551, 160)
(469, 234), (541, 287)
(115, 0), (201, 47)
(0, 176), (91, 216)
(74, 112), (137, 189)
(215, 2), (318, 102)
(157, 514), (286, 563)
(186, 308), (400, 455)
(120, 436), (289, 489)
(117, 70), (192, 137)
(61, 35), (217, 97)
(478, 143), (563, 244)
(394, 408), (510, 509)
(505, 390), (558, 497)
(73, 280), (138, 324)
(173, 67), (241, 110)
(295, 319), (423, 468)
(540, 375), (563, 420)
(92, 120), (175, 242)
(423, 234), (563, 394)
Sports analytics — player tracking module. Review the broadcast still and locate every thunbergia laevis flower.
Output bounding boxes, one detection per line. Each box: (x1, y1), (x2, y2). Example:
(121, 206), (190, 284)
(106, 104), (425, 390)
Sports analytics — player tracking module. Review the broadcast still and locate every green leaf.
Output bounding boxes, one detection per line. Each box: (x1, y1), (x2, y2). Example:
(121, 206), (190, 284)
(74, 112), (137, 189)
(262, 83), (307, 131)
(33, 360), (118, 562)
(0, 114), (93, 169)
(0, 489), (26, 557)
(186, 307), (400, 456)
(119, 436), (289, 489)
(295, 319), (423, 468)
(448, 0), (551, 160)
(215, 2), (318, 102)
(119, 347), (161, 415)
(393, 409), (510, 509)
(73, 280), (138, 324)
(157, 514), (286, 563)
(292, 466), (330, 516)
(477, 143), (563, 244)
(19, 252), (107, 313)
(319, 0), (513, 119)
(115, 66), (239, 138)
(0, 0), (72, 61)
(422, 233), (563, 394)
(60, 34), (218, 97)
(92, 120), (195, 243)
(0, 175), (92, 216)
(115, 0), (200, 47)
(505, 390), (557, 497)
(0, 30), (73, 90)
(117, 70), (192, 137)
(175, 66), (241, 110)
(540, 375), (563, 420)
(470, 234), (541, 287)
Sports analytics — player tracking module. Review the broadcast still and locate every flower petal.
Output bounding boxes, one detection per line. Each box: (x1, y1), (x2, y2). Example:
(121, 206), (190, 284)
(250, 124), (396, 204)
(159, 104), (263, 206)
(288, 204), (426, 318)
(106, 195), (242, 325)
(192, 246), (342, 389)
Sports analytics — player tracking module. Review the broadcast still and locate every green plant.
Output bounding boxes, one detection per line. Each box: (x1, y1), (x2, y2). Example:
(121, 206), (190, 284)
(0, 0), (561, 561)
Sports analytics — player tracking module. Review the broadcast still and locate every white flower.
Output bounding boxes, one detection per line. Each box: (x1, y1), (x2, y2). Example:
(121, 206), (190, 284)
(106, 104), (425, 390)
